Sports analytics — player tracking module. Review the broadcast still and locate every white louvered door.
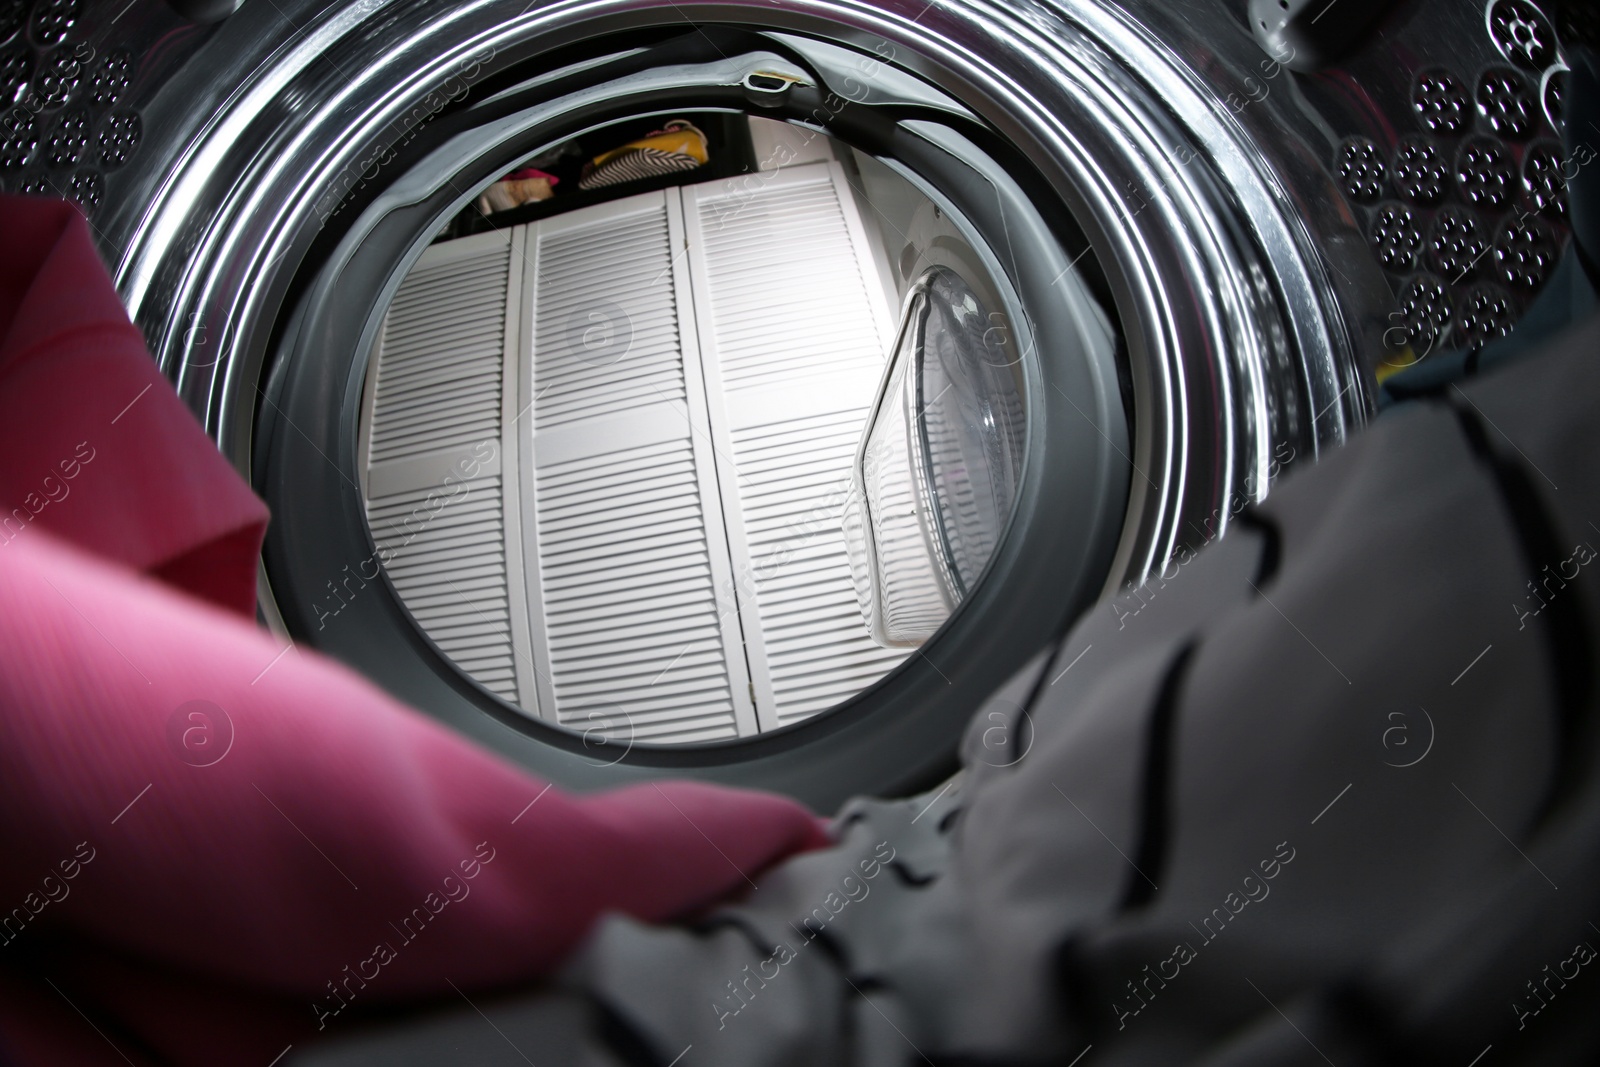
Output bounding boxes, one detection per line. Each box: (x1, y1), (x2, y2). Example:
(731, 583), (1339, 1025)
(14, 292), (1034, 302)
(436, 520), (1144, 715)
(365, 163), (906, 738)
(362, 229), (528, 705)
(515, 190), (758, 743)
(681, 161), (911, 731)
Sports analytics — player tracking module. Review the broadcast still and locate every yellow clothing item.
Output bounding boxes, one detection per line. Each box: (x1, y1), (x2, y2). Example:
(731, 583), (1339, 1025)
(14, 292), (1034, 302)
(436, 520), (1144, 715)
(589, 120), (709, 169)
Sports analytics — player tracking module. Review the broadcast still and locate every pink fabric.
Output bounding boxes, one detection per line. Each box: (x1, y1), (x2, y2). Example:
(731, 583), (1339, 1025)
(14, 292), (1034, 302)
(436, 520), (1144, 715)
(501, 166), (560, 184)
(0, 197), (270, 617)
(0, 196), (830, 1064)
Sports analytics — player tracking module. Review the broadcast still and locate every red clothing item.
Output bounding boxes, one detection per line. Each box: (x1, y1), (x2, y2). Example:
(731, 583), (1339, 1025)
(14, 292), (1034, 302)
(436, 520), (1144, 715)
(0, 197), (269, 616)
(0, 197), (829, 1064)
(502, 166), (560, 184)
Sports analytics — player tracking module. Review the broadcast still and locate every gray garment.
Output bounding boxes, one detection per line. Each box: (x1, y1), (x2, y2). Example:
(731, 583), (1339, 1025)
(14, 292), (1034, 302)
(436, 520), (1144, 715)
(297, 317), (1600, 1066)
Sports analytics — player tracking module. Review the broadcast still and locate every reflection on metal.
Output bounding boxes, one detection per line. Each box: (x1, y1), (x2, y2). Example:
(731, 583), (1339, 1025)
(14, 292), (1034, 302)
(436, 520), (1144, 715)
(103, 0), (1380, 589)
(80, 0), (1551, 761)
(846, 267), (1025, 647)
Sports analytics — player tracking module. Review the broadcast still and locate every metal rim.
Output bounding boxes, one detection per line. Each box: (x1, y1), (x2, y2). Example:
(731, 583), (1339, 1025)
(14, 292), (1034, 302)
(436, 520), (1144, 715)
(103, 0), (1368, 807)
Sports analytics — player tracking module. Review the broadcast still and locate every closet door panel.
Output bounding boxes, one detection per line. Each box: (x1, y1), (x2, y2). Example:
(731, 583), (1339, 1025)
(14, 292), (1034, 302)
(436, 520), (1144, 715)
(682, 162), (911, 730)
(362, 230), (522, 704)
(520, 192), (757, 743)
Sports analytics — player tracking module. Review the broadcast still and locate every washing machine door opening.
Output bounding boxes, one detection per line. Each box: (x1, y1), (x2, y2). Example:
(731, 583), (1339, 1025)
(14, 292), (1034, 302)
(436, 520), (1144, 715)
(115, 2), (1360, 806)
(349, 101), (1109, 750)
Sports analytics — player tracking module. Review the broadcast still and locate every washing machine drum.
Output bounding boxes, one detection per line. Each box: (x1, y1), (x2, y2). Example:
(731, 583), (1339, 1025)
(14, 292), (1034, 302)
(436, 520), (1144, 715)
(73, 0), (1574, 809)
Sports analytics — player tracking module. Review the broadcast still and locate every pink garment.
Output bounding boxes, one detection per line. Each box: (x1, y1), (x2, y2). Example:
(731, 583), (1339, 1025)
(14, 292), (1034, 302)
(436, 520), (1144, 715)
(0, 197), (270, 617)
(0, 196), (829, 1064)
(501, 166), (560, 184)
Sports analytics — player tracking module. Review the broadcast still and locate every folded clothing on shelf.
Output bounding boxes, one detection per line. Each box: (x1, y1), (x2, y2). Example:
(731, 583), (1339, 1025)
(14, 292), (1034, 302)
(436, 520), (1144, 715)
(475, 167), (560, 215)
(578, 119), (709, 191)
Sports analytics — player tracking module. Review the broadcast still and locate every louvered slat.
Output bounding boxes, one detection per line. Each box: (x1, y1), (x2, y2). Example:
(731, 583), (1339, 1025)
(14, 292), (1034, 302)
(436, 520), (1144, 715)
(363, 232), (520, 703)
(730, 413), (910, 726)
(366, 475), (519, 701)
(524, 192), (750, 741)
(685, 162), (911, 730)
(531, 202), (688, 430)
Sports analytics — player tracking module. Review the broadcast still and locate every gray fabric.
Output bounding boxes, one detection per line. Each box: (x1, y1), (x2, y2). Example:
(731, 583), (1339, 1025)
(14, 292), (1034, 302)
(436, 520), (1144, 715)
(296, 317), (1600, 1066)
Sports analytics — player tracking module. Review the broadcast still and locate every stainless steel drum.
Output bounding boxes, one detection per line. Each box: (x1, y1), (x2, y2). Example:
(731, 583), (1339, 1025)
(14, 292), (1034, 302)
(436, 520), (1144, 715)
(1, 0), (1575, 808)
